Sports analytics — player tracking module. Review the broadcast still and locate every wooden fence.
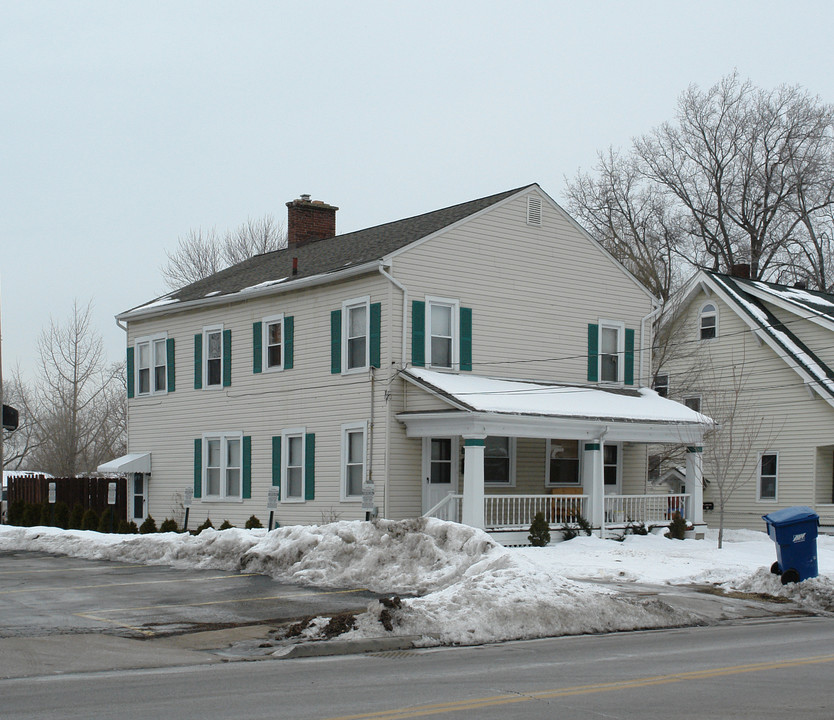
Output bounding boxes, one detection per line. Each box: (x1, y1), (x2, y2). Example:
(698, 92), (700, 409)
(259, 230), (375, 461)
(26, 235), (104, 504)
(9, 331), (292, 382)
(6, 475), (127, 520)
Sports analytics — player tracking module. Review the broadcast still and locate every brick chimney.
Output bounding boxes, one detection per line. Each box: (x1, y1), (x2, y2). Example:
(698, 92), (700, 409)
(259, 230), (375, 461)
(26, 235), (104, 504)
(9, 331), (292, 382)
(286, 195), (338, 248)
(730, 263), (751, 279)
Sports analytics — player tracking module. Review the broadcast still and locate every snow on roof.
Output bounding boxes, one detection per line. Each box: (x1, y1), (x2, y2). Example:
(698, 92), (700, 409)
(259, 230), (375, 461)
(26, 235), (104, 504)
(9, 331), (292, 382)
(750, 280), (834, 311)
(403, 369), (710, 425)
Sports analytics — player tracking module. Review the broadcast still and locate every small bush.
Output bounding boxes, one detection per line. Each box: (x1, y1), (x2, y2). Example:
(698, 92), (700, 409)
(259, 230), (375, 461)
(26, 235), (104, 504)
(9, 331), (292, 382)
(39, 503), (52, 526)
(117, 520), (139, 534)
(665, 512), (688, 540)
(53, 501), (70, 529)
(219, 519), (233, 530)
(561, 524), (579, 541)
(97, 509), (114, 533)
(195, 518), (214, 534)
(245, 515), (263, 529)
(139, 515), (158, 534)
(7, 501), (25, 526)
(527, 512), (551, 547)
(69, 504), (85, 530)
(576, 514), (594, 536)
(81, 508), (99, 531)
(626, 521), (649, 536)
(159, 518), (179, 533)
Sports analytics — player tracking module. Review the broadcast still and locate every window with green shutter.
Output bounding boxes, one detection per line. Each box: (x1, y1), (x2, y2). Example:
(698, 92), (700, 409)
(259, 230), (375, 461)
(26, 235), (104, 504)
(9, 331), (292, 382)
(331, 310), (342, 374)
(284, 316), (294, 370)
(222, 329), (232, 387)
(460, 307), (472, 371)
(166, 338), (176, 392)
(624, 328), (635, 385)
(304, 433), (316, 500)
(194, 333), (203, 389)
(193, 438), (202, 499)
(242, 436), (252, 499)
(411, 300), (425, 367)
(126, 347), (135, 399)
(370, 302), (381, 369)
(252, 322), (262, 374)
(587, 323), (599, 382)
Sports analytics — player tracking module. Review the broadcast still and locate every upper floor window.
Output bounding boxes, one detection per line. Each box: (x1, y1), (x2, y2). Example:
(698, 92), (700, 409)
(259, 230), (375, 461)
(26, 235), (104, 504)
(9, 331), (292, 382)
(759, 452), (778, 501)
(599, 321), (624, 383)
(684, 396), (701, 413)
(205, 326), (223, 387)
(699, 303), (717, 340)
(135, 334), (168, 396)
(344, 297), (369, 372)
(264, 314), (283, 371)
(426, 296), (459, 370)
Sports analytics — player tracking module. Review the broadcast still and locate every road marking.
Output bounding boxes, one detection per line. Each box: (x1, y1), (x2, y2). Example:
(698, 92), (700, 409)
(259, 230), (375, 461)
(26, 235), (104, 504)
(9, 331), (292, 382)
(319, 653), (834, 720)
(0, 573), (261, 595)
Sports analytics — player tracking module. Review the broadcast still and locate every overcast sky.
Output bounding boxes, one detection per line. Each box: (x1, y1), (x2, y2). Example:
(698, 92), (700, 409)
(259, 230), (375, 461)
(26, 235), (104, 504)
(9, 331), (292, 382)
(2, 0), (833, 382)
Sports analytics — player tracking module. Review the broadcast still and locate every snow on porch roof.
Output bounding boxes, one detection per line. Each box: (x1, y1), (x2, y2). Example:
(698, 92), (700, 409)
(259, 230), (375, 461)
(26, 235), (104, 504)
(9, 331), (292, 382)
(97, 452), (151, 474)
(401, 369), (711, 426)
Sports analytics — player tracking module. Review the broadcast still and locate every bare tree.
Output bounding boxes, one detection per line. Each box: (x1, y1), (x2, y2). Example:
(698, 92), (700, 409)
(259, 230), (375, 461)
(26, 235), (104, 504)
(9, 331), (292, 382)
(161, 215), (286, 291)
(566, 73), (834, 294)
(1, 368), (40, 471)
(27, 301), (125, 476)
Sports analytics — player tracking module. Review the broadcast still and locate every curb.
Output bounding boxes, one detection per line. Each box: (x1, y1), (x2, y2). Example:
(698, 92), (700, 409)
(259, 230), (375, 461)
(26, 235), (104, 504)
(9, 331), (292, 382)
(278, 635), (423, 659)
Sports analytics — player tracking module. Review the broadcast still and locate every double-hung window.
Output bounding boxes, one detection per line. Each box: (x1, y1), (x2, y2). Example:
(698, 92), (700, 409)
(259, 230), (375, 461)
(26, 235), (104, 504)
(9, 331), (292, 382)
(203, 433), (242, 500)
(135, 335), (168, 396)
(484, 436), (516, 486)
(759, 452), (778, 501)
(343, 297), (369, 372)
(205, 326), (223, 387)
(426, 296), (459, 370)
(699, 303), (717, 340)
(264, 314), (283, 371)
(599, 321), (624, 383)
(341, 421), (367, 501)
(603, 445), (620, 489)
(282, 429), (306, 501)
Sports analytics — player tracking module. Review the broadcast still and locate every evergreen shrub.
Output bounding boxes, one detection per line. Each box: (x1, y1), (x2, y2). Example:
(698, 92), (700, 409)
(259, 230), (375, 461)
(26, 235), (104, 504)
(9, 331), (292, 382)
(527, 512), (551, 546)
(81, 508), (99, 531)
(245, 515), (263, 529)
(159, 518), (178, 533)
(139, 515), (158, 534)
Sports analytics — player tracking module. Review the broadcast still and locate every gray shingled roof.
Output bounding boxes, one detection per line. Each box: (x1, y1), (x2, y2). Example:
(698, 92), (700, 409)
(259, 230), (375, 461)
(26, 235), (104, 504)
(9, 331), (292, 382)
(125, 184), (535, 316)
(721, 273), (834, 322)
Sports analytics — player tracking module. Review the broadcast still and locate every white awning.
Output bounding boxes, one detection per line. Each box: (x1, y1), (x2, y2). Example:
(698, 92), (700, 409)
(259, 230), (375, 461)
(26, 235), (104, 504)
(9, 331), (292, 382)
(97, 452), (151, 474)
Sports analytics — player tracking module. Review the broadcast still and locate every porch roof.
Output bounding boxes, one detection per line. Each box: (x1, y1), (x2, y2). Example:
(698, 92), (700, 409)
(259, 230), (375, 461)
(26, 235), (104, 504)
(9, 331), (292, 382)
(398, 369), (711, 443)
(97, 452), (151, 474)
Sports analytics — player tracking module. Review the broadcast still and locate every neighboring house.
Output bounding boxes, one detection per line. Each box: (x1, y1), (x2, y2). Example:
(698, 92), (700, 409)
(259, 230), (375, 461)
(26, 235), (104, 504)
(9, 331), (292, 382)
(659, 267), (834, 532)
(101, 185), (707, 541)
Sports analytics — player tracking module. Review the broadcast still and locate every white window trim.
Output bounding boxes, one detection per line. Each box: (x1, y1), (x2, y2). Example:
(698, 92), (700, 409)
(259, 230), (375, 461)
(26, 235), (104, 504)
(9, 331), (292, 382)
(262, 313), (285, 373)
(342, 296), (370, 375)
(598, 319), (625, 385)
(483, 436), (517, 487)
(281, 427), (306, 503)
(545, 439), (583, 487)
(134, 332), (168, 397)
(425, 296), (460, 371)
(201, 431), (244, 502)
(758, 451), (779, 502)
(203, 324), (224, 390)
(340, 420), (368, 502)
(699, 302), (718, 341)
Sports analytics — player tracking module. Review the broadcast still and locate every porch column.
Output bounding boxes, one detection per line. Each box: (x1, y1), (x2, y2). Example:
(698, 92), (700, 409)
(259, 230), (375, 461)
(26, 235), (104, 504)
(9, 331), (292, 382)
(582, 442), (604, 533)
(461, 436), (486, 529)
(686, 446), (705, 526)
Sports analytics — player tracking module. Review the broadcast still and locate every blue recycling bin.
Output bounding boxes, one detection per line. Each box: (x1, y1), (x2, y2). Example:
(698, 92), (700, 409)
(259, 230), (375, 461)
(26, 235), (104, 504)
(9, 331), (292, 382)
(762, 506), (819, 584)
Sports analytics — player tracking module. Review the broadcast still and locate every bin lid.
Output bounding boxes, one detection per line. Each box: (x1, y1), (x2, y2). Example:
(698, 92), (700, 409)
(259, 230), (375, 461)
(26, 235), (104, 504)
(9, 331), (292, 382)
(762, 505), (819, 525)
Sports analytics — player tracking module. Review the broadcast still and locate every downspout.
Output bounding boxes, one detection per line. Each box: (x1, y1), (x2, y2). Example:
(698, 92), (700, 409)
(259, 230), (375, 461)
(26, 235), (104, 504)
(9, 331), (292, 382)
(378, 264), (410, 520)
(639, 302), (662, 387)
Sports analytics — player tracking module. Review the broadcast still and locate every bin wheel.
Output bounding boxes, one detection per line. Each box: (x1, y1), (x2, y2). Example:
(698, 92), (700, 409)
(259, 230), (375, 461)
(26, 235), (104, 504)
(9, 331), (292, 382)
(781, 568), (800, 585)
(770, 561), (781, 575)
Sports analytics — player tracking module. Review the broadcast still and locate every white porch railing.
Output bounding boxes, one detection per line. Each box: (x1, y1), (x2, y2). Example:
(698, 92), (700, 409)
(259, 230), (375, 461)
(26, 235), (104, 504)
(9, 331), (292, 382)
(424, 492), (692, 531)
(603, 494), (691, 525)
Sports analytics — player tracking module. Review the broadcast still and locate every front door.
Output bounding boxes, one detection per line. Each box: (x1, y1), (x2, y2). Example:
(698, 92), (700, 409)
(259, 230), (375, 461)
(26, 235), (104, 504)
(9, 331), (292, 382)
(131, 473), (147, 523)
(422, 437), (459, 514)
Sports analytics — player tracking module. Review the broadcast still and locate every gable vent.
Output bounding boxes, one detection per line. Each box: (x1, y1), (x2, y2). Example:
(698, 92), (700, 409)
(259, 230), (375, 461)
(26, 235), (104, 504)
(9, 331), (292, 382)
(527, 196), (542, 226)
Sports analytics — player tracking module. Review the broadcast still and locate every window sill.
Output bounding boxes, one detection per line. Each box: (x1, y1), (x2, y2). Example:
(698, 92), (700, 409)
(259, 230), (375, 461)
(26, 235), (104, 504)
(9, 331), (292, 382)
(341, 497), (362, 503)
(200, 497), (244, 503)
(341, 367), (369, 376)
(280, 498), (306, 504)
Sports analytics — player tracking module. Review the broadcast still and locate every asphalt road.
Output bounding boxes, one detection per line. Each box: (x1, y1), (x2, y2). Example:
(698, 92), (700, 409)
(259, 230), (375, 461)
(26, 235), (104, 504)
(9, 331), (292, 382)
(0, 549), (382, 638)
(2, 616), (833, 719)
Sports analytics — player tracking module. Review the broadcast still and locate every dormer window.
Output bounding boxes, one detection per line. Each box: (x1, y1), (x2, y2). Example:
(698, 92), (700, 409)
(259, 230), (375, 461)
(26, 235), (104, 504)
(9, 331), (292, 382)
(699, 303), (717, 340)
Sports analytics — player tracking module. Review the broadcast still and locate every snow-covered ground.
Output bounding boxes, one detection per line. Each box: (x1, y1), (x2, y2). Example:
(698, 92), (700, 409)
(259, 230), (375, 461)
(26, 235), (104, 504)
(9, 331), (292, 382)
(1, 518), (832, 648)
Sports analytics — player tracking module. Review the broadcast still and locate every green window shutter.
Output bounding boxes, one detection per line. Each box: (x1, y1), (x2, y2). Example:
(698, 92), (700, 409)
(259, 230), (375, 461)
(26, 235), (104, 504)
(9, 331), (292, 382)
(624, 328), (635, 385)
(253, 322), (262, 374)
(271, 436), (281, 498)
(242, 436), (252, 499)
(166, 338), (175, 392)
(460, 307), (472, 371)
(193, 438), (202, 499)
(222, 329), (232, 387)
(412, 300), (425, 367)
(587, 324), (599, 382)
(126, 347), (135, 399)
(194, 334), (203, 389)
(370, 302), (381, 368)
(304, 433), (316, 500)
(284, 316), (294, 370)
(330, 310), (342, 374)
